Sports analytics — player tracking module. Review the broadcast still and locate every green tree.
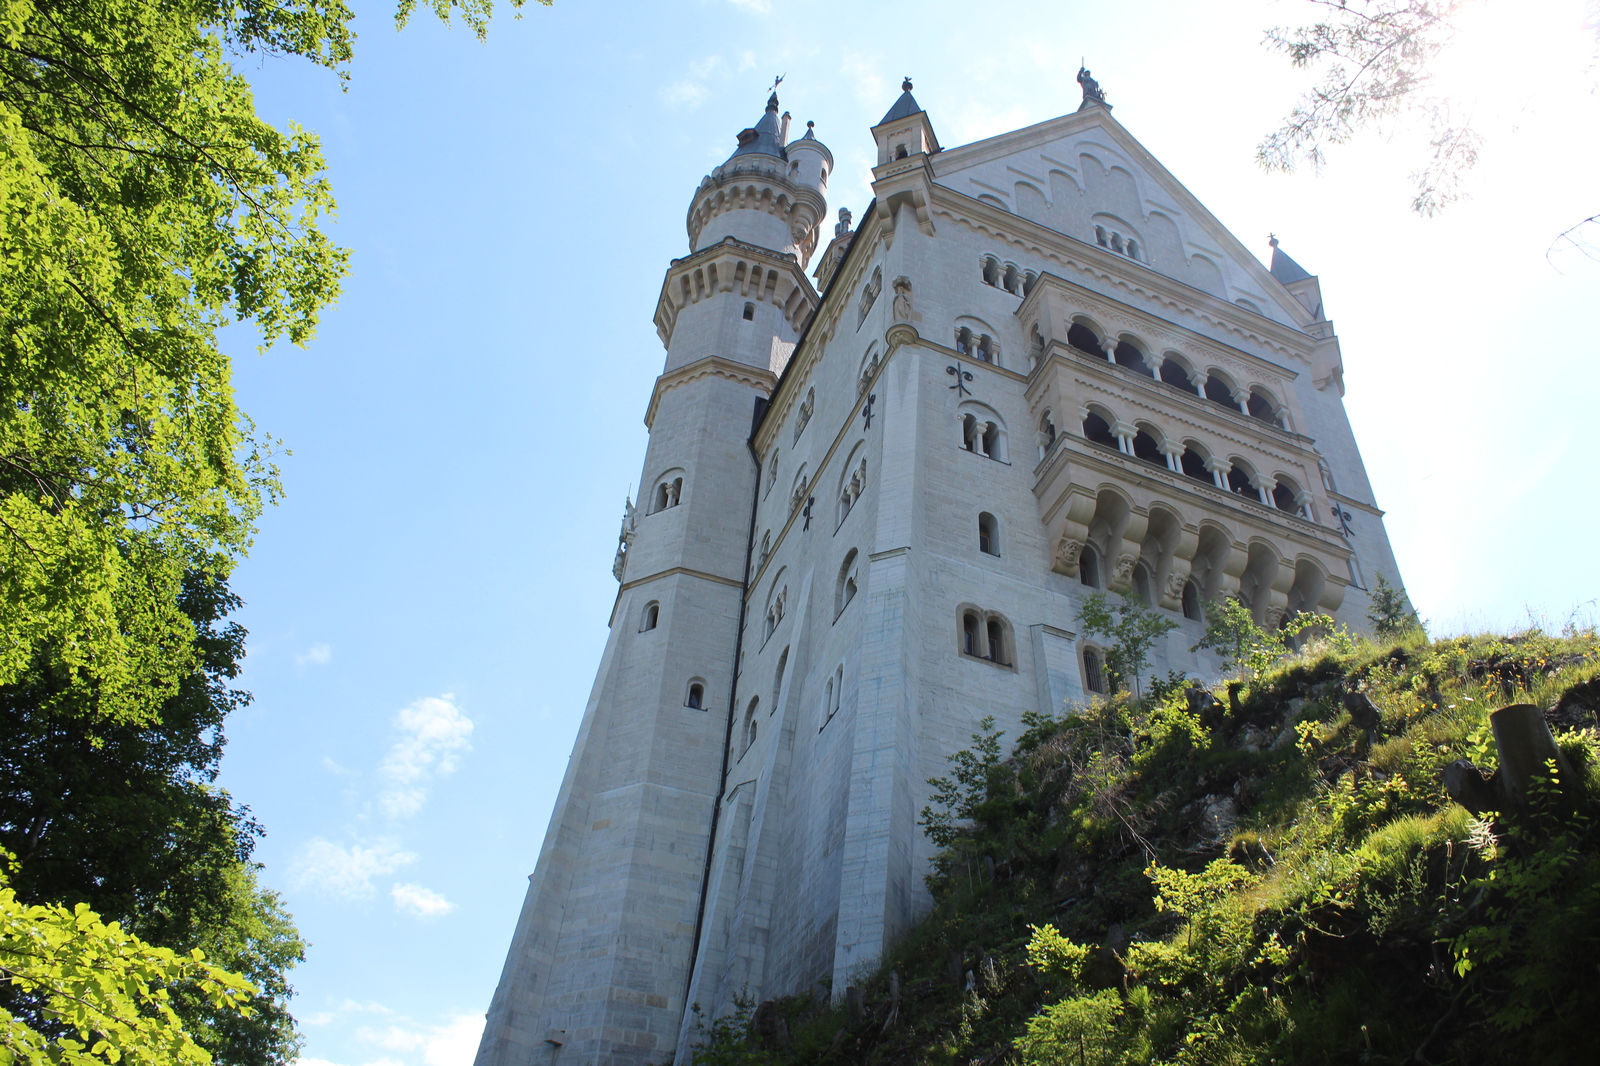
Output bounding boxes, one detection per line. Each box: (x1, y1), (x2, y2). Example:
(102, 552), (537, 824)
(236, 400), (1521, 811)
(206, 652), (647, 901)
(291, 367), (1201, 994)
(1190, 596), (1284, 679)
(1076, 593), (1178, 697)
(0, 573), (304, 1064)
(1, 858), (256, 1065)
(0, 0), (358, 721)
(1367, 571), (1422, 638)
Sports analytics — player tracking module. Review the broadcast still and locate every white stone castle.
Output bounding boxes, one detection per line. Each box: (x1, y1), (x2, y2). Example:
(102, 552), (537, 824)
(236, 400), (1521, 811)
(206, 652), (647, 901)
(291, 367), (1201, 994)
(474, 74), (1404, 1066)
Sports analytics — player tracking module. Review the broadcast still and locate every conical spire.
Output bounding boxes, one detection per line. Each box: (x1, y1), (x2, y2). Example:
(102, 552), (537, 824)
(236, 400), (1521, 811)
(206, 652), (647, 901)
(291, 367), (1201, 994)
(728, 92), (787, 161)
(879, 77), (922, 125)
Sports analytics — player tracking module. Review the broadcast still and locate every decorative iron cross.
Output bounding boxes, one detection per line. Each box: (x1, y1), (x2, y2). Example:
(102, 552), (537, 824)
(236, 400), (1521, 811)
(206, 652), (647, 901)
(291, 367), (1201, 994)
(1331, 504), (1354, 536)
(946, 363), (973, 396)
(862, 392), (876, 429)
(802, 496), (815, 530)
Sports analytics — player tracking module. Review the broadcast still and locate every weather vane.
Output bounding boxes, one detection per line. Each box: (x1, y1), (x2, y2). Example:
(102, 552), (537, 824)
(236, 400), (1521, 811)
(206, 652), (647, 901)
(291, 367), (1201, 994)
(769, 73), (785, 94)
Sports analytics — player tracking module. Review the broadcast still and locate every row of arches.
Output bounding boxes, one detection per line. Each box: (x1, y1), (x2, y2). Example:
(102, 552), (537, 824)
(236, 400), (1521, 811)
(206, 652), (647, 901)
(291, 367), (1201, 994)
(979, 255), (1039, 297)
(1078, 403), (1312, 518)
(958, 403), (1008, 462)
(1065, 319), (1291, 430)
(1056, 487), (1340, 629)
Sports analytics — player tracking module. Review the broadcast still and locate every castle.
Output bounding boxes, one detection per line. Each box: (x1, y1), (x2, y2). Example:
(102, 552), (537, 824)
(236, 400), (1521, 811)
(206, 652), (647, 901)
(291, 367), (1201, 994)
(474, 75), (1403, 1066)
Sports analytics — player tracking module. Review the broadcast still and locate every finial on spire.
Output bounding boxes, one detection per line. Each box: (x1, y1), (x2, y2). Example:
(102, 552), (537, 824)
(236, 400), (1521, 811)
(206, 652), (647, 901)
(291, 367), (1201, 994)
(766, 92), (779, 111)
(803, 120), (816, 140)
(1268, 233), (1279, 248)
(902, 76), (913, 92)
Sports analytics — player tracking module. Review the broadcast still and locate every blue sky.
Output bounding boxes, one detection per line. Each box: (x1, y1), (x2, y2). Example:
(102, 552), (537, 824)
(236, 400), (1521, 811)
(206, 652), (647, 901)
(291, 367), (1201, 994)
(215, 1), (1600, 1063)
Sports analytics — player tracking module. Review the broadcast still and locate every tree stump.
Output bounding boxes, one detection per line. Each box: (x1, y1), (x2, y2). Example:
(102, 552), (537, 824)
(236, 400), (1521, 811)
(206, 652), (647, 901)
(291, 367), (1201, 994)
(845, 986), (867, 1027)
(1490, 703), (1576, 807)
(1441, 758), (1499, 815)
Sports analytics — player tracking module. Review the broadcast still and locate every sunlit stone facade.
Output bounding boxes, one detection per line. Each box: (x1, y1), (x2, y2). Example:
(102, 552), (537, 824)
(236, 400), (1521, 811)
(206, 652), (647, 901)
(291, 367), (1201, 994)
(476, 82), (1404, 1066)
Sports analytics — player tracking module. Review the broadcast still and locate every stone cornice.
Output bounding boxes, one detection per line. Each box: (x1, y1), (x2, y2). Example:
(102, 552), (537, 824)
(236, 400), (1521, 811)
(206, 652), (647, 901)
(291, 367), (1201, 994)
(685, 168), (827, 268)
(609, 566), (747, 628)
(644, 356), (778, 430)
(930, 181), (1315, 367)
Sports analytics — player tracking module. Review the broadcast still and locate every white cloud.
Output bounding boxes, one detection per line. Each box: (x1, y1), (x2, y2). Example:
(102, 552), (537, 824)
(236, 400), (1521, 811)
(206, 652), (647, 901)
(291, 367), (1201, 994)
(391, 882), (457, 919)
(378, 695), (474, 819)
(292, 838), (416, 900)
(359, 1014), (484, 1066)
(840, 52), (889, 110)
(662, 79), (709, 108)
(297, 643), (332, 667)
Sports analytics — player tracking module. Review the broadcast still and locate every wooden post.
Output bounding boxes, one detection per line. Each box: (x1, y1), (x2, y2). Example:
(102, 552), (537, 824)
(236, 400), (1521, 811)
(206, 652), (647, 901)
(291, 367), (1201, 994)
(1490, 703), (1575, 807)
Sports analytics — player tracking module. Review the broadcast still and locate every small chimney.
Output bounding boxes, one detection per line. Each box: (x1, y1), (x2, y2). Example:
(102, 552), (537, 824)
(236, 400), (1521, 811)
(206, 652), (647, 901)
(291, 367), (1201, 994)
(779, 111), (791, 145)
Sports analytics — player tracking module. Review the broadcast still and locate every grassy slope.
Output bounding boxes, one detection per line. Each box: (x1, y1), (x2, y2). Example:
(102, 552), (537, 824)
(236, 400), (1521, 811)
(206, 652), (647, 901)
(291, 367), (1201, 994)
(688, 627), (1600, 1066)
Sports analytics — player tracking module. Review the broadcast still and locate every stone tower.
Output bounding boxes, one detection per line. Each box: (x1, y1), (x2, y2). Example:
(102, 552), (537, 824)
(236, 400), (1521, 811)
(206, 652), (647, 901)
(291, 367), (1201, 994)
(481, 78), (1407, 1066)
(473, 95), (830, 1066)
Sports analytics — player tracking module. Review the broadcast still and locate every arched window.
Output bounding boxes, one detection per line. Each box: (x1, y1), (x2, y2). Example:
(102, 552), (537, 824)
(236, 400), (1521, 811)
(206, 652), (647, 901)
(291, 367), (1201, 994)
(1082, 411), (1118, 450)
(743, 697), (759, 753)
(1126, 239), (1140, 260)
(982, 257), (1000, 286)
(838, 453), (866, 526)
(835, 550), (859, 618)
(974, 335), (995, 364)
(978, 512), (999, 556)
(794, 387), (815, 443)
(757, 530), (772, 570)
(821, 664), (843, 728)
(986, 618), (1004, 663)
(652, 474), (684, 513)
(1182, 579), (1202, 621)
(1160, 357), (1199, 395)
(640, 601), (660, 632)
(1132, 429), (1164, 467)
(1227, 463), (1255, 498)
(1083, 647), (1106, 694)
(1246, 389), (1276, 424)
(1114, 339), (1152, 378)
(686, 680), (706, 709)
(790, 466), (810, 514)
(1080, 544), (1101, 588)
(895, 144), (909, 159)
(1094, 225), (1109, 247)
(1067, 321), (1102, 356)
(1204, 374), (1237, 409)
(764, 453), (778, 498)
(772, 648), (789, 714)
(743, 302), (755, 321)
(1002, 264), (1019, 293)
(1272, 478), (1304, 515)
(960, 411), (1007, 461)
(1038, 411), (1057, 458)
(955, 327), (972, 355)
(1022, 270), (1039, 295)
(1133, 562), (1154, 605)
(1180, 446), (1211, 485)
(962, 611), (980, 656)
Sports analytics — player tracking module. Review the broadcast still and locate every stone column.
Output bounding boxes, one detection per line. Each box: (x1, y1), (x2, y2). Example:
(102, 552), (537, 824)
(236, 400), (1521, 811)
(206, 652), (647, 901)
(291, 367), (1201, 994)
(1204, 456), (1230, 490)
(1111, 420), (1137, 455)
(1158, 440), (1183, 472)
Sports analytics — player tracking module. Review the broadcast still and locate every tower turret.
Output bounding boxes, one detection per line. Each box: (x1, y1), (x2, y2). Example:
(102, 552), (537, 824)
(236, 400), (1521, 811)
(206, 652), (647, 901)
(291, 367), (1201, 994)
(687, 94), (829, 268)
(474, 94), (826, 1066)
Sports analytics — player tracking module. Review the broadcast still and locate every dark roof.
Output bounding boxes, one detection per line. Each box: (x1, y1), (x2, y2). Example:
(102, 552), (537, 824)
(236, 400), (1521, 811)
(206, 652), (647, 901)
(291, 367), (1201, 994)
(879, 78), (922, 125)
(728, 93), (787, 161)
(1268, 238), (1313, 284)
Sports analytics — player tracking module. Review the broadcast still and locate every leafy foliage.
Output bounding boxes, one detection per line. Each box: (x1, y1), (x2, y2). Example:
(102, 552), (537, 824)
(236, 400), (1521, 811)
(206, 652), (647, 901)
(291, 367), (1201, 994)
(689, 624), (1600, 1066)
(0, 572), (304, 1064)
(0, 857), (256, 1065)
(0, 0), (358, 719)
(1076, 593), (1178, 696)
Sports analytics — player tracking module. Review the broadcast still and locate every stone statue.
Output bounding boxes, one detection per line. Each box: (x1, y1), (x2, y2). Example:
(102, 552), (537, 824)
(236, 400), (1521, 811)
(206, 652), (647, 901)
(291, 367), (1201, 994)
(612, 496), (637, 581)
(892, 276), (912, 322)
(835, 206), (853, 238)
(1076, 67), (1109, 110)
